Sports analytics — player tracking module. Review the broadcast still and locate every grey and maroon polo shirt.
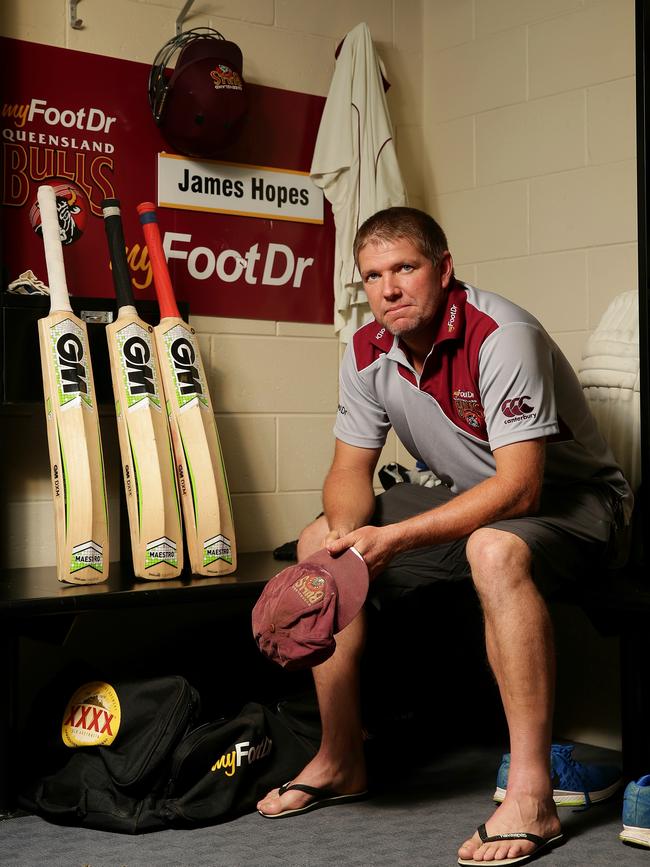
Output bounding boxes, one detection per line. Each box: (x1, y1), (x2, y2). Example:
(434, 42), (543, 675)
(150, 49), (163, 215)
(334, 282), (632, 514)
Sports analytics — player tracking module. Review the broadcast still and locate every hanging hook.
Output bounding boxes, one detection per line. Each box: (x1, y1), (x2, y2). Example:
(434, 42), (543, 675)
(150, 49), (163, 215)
(176, 0), (196, 36)
(69, 0), (83, 30)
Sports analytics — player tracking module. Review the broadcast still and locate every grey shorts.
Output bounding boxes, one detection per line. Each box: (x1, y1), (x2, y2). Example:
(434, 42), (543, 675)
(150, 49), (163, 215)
(368, 482), (626, 605)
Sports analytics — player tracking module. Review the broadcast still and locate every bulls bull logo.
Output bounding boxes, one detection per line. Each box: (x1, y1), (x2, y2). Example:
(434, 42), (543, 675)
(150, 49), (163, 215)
(30, 180), (88, 245)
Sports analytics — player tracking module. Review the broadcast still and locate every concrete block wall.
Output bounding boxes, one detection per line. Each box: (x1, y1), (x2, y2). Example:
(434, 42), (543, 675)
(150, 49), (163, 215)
(0, 0), (423, 566)
(423, 0), (637, 370)
(421, 0), (637, 752)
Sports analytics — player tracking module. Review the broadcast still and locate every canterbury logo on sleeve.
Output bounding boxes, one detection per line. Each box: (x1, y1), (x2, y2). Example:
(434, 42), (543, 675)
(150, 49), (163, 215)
(501, 396), (535, 418)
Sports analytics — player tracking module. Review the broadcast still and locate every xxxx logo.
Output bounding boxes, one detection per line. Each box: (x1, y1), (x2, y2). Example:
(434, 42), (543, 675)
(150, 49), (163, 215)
(501, 396), (535, 418)
(63, 703), (114, 735)
(61, 681), (121, 747)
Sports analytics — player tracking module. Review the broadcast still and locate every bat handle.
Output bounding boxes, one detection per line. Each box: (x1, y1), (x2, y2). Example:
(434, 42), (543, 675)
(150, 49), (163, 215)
(137, 202), (181, 320)
(102, 198), (136, 311)
(38, 185), (73, 314)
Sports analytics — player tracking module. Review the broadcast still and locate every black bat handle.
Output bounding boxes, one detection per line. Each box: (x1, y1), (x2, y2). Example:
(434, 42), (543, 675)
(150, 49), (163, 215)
(101, 197), (135, 310)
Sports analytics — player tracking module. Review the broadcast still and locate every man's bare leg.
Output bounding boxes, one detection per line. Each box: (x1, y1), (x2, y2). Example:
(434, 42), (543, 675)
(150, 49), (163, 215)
(458, 528), (561, 863)
(257, 518), (367, 816)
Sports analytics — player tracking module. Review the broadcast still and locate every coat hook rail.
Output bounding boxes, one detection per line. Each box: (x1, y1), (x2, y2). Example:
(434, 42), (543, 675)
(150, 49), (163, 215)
(176, 0), (196, 35)
(69, 0), (83, 29)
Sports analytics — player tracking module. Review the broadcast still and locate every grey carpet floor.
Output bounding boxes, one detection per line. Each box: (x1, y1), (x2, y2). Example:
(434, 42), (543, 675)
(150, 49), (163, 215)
(1, 742), (647, 867)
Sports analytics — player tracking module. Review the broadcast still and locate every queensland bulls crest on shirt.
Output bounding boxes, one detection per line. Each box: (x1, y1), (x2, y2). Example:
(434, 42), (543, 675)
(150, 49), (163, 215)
(452, 388), (485, 431)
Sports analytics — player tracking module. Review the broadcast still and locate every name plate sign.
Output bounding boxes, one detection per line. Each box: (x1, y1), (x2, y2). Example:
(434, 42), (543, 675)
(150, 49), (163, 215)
(158, 153), (324, 224)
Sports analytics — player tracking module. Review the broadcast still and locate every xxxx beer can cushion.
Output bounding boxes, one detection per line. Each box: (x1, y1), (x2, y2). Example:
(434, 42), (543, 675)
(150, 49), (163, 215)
(252, 547), (369, 671)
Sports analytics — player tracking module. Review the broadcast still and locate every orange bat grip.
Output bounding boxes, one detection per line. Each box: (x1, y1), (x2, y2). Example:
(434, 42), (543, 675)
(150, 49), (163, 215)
(137, 202), (181, 320)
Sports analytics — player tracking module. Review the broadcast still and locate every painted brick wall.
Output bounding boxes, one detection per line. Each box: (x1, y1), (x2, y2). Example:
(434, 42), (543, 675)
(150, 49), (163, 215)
(423, 0), (637, 370)
(421, 0), (637, 752)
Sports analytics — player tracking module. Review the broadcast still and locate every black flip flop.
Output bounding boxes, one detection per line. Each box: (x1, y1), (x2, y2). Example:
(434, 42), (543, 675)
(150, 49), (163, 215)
(258, 782), (368, 819)
(458, 823), (564, 866)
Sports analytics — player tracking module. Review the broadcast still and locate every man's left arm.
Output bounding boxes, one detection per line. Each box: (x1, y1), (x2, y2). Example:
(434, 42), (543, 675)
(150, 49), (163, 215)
(327, 437), (545, 576)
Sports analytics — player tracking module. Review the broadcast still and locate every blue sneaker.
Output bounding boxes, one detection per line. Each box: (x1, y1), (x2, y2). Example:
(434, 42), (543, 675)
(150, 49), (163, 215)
(621, 775), (650, 848)
(494, 743), (622, 807)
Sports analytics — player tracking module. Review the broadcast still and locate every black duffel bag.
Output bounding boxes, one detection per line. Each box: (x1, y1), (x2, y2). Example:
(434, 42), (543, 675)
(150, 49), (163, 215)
(19, 675), (316, 833)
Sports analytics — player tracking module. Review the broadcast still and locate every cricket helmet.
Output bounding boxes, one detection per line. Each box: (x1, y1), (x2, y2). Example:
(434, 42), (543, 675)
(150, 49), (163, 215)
(148, 27), (247, 158)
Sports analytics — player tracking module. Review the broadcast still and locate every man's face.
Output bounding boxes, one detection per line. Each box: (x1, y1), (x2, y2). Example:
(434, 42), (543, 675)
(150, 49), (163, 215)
(358, 237), (452, 341)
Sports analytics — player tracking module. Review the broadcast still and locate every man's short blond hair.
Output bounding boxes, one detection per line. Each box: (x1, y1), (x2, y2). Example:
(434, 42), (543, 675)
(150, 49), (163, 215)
(354, 207), (450, 270)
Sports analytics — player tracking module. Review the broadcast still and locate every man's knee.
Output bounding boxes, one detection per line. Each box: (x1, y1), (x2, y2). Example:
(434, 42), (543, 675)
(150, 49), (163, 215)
(466, 528), (533, 598)
(297, 514), (329, 560)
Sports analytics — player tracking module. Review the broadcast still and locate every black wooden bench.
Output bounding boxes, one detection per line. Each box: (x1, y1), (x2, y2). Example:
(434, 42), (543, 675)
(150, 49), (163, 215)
(3, 546), (649, 816)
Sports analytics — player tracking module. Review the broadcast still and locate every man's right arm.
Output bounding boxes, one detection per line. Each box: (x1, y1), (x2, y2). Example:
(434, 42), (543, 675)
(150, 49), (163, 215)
(322, 439), (382, 545)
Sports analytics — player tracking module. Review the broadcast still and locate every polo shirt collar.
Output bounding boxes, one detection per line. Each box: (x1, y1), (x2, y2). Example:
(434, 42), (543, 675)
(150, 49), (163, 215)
(366, 282), (468, 361)
(430, 282), (467, 345)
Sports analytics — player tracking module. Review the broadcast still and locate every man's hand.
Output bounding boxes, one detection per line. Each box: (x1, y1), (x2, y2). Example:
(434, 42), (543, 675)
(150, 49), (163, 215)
(322, 528), (353, 549)
(326, 524), (401, 578)
(321, 439), (546, 579)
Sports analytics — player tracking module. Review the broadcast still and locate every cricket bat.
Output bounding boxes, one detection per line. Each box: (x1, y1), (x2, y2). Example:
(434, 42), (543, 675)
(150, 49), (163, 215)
(36, 184), (109, 584)
(137, 202), (237, 576)
(102, 198), (183, 579)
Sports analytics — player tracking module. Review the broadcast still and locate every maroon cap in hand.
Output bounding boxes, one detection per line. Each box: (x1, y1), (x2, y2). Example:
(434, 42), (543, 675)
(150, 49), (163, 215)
(252, 547), (369, 671)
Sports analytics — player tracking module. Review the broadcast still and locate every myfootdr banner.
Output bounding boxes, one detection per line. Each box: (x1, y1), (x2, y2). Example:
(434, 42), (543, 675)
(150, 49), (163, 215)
(1, 37), (334, 323)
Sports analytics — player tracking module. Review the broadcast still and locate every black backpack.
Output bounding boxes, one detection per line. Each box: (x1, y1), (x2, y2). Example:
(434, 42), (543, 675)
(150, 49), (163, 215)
(19, 675), (317, 834)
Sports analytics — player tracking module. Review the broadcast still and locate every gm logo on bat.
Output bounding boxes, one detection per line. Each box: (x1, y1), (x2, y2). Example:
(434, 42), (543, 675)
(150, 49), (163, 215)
(50, 319), (94, 409)
(122, 334), (156, 397)
(160, 325), (207, 409)
(57, 331), (88, 394)
(170, 336), (203, 397)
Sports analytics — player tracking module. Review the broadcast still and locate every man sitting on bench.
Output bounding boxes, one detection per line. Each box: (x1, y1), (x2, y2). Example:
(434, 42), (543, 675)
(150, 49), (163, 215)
(257, 207), (632, 866)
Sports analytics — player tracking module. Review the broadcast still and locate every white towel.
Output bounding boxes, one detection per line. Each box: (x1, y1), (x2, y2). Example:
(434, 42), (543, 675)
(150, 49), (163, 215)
(310, 22), (407, 342)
